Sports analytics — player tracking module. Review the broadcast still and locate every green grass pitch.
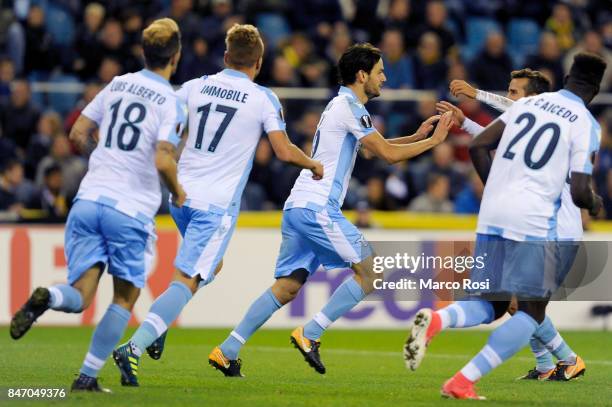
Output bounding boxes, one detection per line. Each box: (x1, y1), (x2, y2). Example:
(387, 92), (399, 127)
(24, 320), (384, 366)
(1, 327), (611, 406)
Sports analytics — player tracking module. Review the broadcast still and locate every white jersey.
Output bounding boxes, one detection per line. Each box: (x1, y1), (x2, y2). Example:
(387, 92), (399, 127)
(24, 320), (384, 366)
(465, 91), (590, 241)
(175, 69), (286, 215)
(285, 86), (376, 211)
(477, 89), (601, 241)
(77, 69), (186, 223)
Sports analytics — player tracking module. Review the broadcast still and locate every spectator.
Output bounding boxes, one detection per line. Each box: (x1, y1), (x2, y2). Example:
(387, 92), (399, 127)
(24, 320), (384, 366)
(417, 0), (456, 55)
(525, 32), (565, 90)
(97, 57), (122, 84)
(0, 159), (36, 214)
(469, 31), (513, 91)
(0, 57), (14, 102)
(383, 0), (419, 47)
(426, 142), (465, 198)
(25, 111), (63, 179)
(0, 126), (18, 164)
(23, 5), (55, 75)
(545, 3), (577, 51)
(159, 0), (202, 48)
(454, 171), (484, 214)
(247, 139), (276, 209)
(380, 28), (414, 89)
(202, 0), (242, 61)
(325, 23), (352, 84)
(289, 0), (342, 45)
(0, 79), (40, 151)
(99, 19), (139, 73)
(175, 36), (221, 84)
(64, 82), (103, 132)
(74, 2), (105, 79)
(36, 135), (86, 202)
(563, 30), (612, 91)
(30, 164), (68, 220)
(413, 32), (447, 90)
(408, 173), (453, 213)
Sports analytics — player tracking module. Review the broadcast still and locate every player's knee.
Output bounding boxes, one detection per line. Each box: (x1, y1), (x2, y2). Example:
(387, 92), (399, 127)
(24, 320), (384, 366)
(113, 288), (140, 311)
(517, 300), (547, 324)
(272, 277), (303, 305)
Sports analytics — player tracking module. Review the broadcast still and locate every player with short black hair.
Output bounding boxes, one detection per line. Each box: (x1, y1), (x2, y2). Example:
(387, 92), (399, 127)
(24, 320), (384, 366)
(431, 52), (606, 400)
(209, 43), (454, 377)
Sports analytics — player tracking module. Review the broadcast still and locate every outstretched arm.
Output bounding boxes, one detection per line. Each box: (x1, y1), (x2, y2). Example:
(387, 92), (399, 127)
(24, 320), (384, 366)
(361, 111), (454, 164)
(268, 130), (323, 180)
(450, 80), (513, 112)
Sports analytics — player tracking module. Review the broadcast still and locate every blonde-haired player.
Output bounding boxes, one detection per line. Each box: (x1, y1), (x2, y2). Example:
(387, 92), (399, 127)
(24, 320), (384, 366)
(10, 18), (186, 392)
(113, 24), (323, 385)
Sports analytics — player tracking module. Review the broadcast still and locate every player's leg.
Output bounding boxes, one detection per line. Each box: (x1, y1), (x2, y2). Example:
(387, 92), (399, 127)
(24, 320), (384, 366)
(212, 209), (317, 376)
(115, 207), (234, 385)
(405, 233), (508, 370)
(211, 271), (307, 376)
(10, 200), (107, 339)
(290, 208), (373, 374)
(441, 240), (553, 399)
(73, 277), (140, 392)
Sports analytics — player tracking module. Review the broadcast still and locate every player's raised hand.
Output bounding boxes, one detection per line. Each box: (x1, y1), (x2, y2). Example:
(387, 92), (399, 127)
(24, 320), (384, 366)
(430, 111), (454, 144)
(450, 80), (477, 99)
(436, 101), (465, 127)
(414, 115), (440, 141)
(311, 160), (324, 180)
(172, 185), (187, 208)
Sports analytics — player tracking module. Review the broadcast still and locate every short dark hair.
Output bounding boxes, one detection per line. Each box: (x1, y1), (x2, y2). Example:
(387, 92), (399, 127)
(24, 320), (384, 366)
(510, 68), (551, 95)
(568, 52), (607, 89)
(1, 158), (21, 174)
(44, 164), (62, 178)
(142, 18), (181, 70)
(338, 43), (382, 86)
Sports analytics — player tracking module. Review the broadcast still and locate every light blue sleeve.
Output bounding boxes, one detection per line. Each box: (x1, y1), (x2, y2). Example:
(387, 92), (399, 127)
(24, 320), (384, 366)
(570, 114), (601, 175)
(343, 98), (376, 140)
(81, 82), (111, 125)
(258, 86), (286, 132)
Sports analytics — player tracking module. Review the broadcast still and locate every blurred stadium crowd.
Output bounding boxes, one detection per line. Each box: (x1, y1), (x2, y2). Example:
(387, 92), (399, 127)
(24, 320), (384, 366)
(0, 0), (611, 222)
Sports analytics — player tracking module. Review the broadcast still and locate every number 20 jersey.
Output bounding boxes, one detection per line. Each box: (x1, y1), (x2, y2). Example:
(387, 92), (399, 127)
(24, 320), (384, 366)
(175, 69), (285, 215)
(77, 69), (187, 223)
(477, 90), (601, 241)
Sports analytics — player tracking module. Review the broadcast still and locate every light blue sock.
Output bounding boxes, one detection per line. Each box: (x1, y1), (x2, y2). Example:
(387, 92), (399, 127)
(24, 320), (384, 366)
(460, 311), (538, 382)
(437, 298), (495, 329)
(303, 277), (365, 341)
(532, 316), (576, 362)
(530, 336), (555, 372)
(48, 284), (83, 312)
(220, 288), (282, 360)
(129, 281), (193, 354)
(80, 304), (130, 377)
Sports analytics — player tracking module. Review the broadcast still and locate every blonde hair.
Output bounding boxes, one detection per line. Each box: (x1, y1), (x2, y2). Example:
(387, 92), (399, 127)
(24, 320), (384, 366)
(225, 24), (264, 69)
(142, 18), (181, 69)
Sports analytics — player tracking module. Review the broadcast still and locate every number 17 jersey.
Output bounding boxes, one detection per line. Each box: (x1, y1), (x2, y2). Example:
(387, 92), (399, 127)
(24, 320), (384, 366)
(175, 69), (286, 215)
(477, 90), (601, 241)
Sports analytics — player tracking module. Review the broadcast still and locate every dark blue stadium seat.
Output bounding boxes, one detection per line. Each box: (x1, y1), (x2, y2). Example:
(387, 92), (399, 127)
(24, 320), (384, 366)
(255, 13), (291, 48)
(507, 18), (540, 67)
(465, 17), (501, 57)
(45, 4), (75, 46)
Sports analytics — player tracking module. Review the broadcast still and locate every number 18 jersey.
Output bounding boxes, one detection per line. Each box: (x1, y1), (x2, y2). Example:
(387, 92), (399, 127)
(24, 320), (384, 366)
(477, 90), (601, 241)
(175, 69), (285, 215)
(77, 69), (186, 223)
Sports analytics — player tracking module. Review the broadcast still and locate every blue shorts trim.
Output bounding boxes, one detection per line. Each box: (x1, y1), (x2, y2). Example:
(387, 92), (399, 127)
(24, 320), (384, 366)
(171, 204), (236, 285)
(65, 199), (153, 288)
(274, 207), (372, 279)
(469, 233), (565, 298)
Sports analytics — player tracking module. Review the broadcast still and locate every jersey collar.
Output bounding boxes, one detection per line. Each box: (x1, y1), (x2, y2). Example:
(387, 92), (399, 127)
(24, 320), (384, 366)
(222, 68), (250, 80)
(339, 86), (359, 102)
(558, 89), (585, 105)
(139, 69), (172, 88)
